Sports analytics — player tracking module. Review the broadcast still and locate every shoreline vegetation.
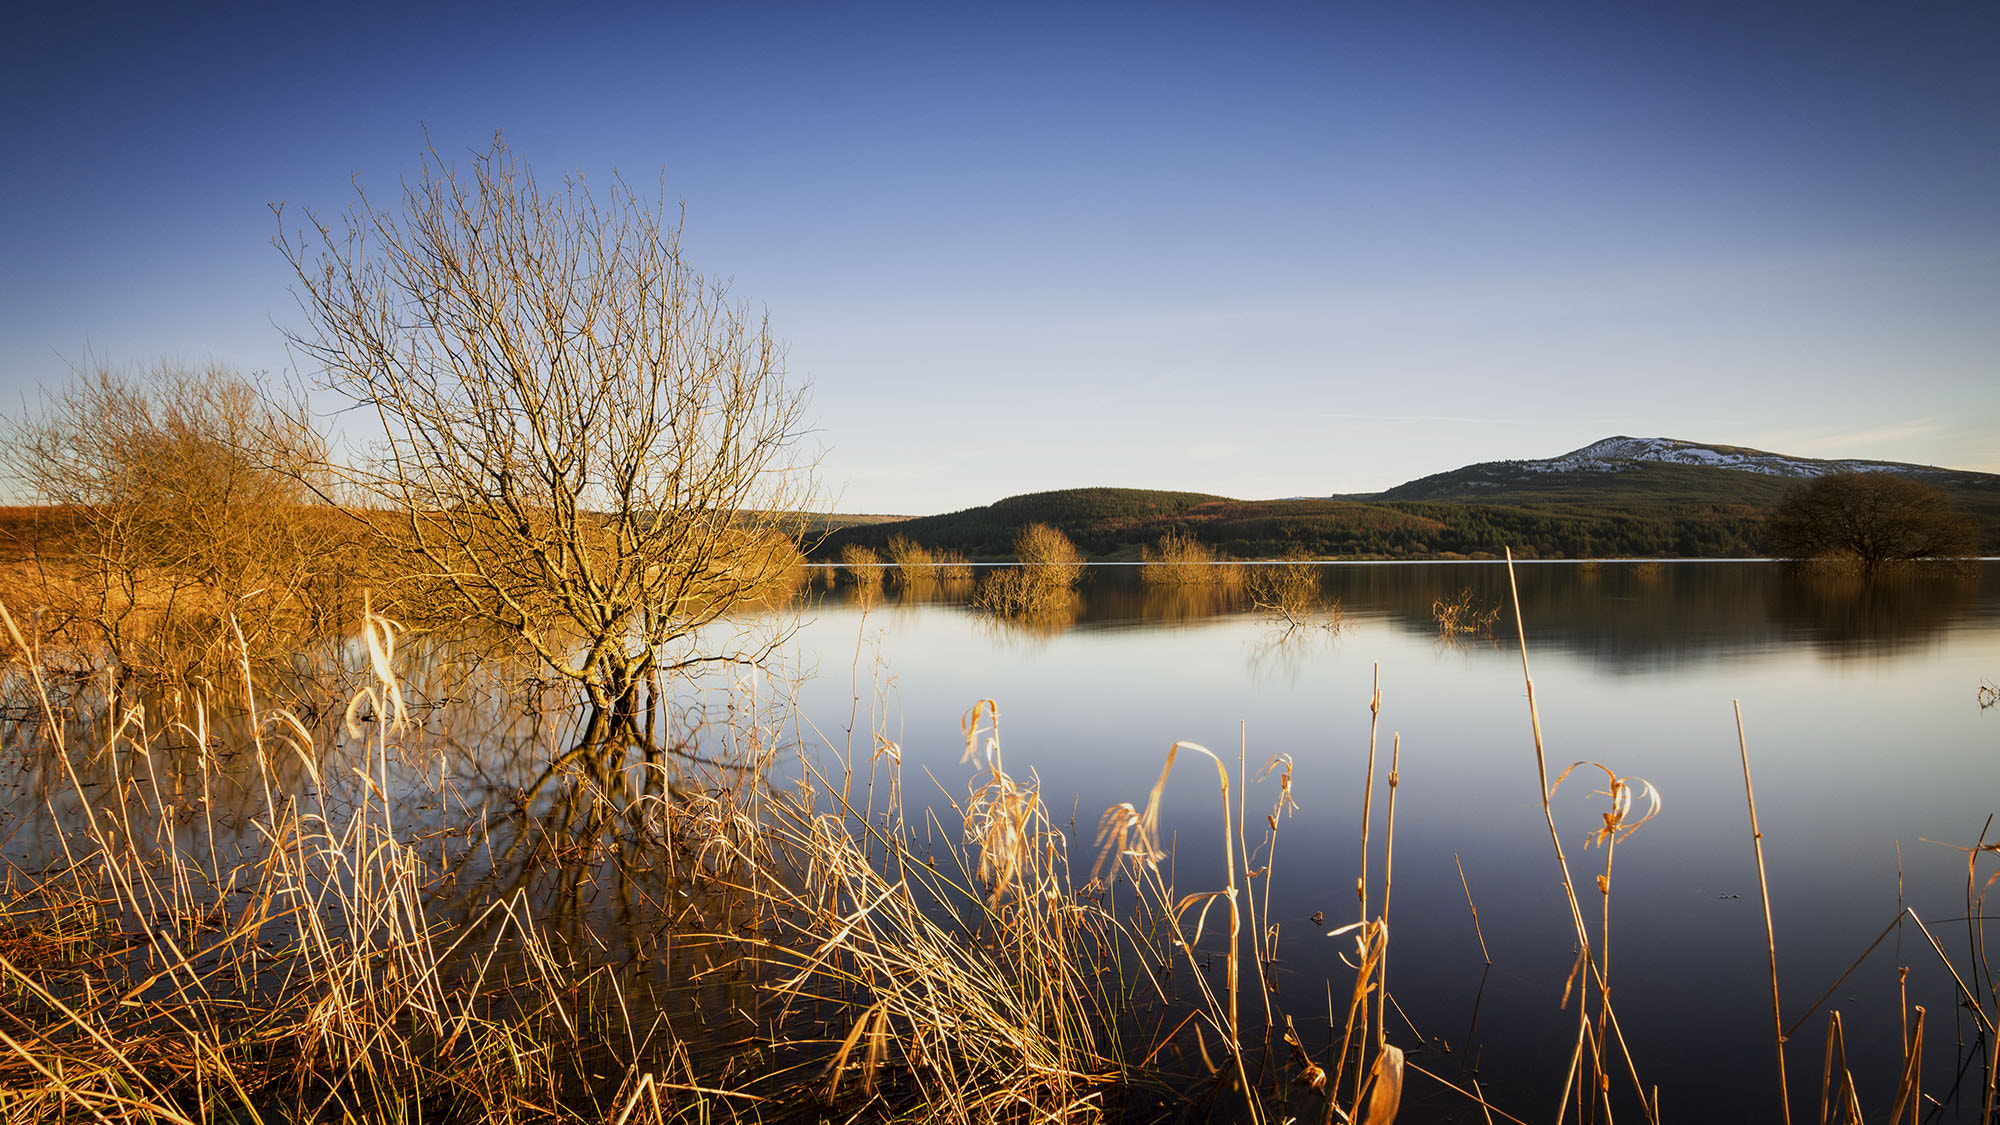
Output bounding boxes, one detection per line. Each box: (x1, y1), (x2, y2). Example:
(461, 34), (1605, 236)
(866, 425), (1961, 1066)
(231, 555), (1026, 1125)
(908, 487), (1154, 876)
(2, 557), (1995, 1124)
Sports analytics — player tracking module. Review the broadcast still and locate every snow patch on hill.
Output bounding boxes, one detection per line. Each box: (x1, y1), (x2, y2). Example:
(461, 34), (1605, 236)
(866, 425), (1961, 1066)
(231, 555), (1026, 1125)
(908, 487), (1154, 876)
(1522, 436), (1905, 478)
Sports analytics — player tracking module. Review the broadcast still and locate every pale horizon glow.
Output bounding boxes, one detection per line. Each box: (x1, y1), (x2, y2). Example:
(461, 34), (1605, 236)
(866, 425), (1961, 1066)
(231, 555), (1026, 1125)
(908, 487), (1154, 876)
(3, 2), (1996, 514)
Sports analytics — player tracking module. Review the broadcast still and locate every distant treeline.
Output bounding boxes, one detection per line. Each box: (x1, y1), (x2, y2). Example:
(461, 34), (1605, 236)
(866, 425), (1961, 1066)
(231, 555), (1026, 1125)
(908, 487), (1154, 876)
(810, 487), (1779, 562)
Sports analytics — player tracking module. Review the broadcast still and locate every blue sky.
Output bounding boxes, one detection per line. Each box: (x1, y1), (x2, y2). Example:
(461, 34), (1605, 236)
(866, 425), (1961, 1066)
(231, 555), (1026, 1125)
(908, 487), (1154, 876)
(4, 1), (1995, 513)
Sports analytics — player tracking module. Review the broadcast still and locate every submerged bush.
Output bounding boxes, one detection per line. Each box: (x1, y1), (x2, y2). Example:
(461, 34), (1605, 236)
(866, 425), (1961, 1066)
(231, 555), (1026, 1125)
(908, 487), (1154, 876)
(975, 524), (1083, 619)
(1248, 553), (1340, 632)
(886, 534), (939, 584)
(1139, 527), (1241, 587)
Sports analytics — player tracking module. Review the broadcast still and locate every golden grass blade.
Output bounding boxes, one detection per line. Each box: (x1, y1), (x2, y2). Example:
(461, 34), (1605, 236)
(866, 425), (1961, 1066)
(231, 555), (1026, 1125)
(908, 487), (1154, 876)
(822, 1000), (885, 1101)
(1358, 1042), (1405, 1125)
(1902, 910), (1997, 1037)
(1358, 662), (1381, 923)
(1378, 731), (1401, 1057)
(1887, 1005), (1923, 1125)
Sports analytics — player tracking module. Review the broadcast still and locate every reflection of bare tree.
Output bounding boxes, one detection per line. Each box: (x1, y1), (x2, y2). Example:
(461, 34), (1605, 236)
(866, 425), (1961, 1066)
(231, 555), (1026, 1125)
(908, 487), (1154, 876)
(1139, 581), (1249, 625)
(1247, 557), (1344, 637)
(429, 654), (799, 980)
(849, 579), (886, 610)
(971, 588), (1083, 647)
(1245, 625), (1337, 686)
(1431, 632), (1503, 658)
(894, 574), (979, 608)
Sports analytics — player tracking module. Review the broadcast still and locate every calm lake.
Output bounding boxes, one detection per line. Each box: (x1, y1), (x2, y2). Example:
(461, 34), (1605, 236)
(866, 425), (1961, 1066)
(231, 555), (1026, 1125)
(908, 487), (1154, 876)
(768, 560), (2000, 1121)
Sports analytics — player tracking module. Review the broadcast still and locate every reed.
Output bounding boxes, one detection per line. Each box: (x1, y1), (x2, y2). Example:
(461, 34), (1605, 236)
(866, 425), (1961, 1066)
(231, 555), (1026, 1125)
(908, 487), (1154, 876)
(1738, 701), (1791, 1125)
(1506, 549), (1659, 1125)
(0, 602), (732, 1125)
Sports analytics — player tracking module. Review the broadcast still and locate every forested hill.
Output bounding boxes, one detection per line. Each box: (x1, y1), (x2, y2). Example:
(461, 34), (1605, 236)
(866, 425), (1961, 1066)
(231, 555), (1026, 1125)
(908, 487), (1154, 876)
(812, 438), (2000, 562)
(1361, 435), (2000, 554)
(812, 487), (1768, 561)
(815, 488), (1230, 560)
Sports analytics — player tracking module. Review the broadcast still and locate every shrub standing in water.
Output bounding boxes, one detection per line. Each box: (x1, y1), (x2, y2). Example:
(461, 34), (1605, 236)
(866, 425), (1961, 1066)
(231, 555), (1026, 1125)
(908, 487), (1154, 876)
(884, 534), (939, 584)
(277, 135), (815, 746)
(840, 543), (883, 588)
(1140, 526), (1241, 586)
(1248, 552), (1340, 633)
(976, 523), (1083, 616)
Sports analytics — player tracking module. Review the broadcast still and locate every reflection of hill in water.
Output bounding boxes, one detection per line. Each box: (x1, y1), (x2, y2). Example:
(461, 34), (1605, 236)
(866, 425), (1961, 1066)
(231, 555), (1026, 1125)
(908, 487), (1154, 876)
(803, 562), (1993, 666)
(1326, 561), (1991, 669)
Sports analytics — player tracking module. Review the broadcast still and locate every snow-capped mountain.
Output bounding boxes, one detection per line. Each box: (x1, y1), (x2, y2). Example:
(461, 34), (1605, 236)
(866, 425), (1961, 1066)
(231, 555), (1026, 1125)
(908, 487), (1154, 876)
(1518, 436), (1921, 479)
(1372, 436), (1997, 506)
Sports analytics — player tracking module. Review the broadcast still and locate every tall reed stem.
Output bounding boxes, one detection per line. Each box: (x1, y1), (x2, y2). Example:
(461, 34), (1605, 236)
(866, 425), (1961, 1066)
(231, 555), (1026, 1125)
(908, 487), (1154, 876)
(1359, 663), (1380, 925)
(1507, 550), (1607, 1124)
(1378, 732), (1401, 1057)
(1737, 700), (1792, 1125)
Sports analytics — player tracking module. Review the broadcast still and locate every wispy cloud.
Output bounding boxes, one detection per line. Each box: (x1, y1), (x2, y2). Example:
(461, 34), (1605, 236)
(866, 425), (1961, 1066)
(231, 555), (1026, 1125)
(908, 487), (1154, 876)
(1747, 419), (1945, 458)
(1310, 411), (1516, 425)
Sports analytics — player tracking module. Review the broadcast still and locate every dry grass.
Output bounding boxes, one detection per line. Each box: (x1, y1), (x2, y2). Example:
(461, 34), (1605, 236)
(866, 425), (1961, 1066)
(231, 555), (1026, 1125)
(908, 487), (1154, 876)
(741, 701), (1133, 1122)
(0, 603), (739, 1125)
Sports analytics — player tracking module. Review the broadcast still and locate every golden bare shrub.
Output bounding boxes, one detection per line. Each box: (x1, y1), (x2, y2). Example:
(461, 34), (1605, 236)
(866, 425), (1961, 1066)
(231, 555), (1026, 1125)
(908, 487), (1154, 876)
(278, 136), (815, 738)
(1140, 527), (1241, 587)
(0, 360), (347, 677)
(1248, 553), (1340, 632)
(975, 524), (1083, 618)
(884, 535), (938, 584)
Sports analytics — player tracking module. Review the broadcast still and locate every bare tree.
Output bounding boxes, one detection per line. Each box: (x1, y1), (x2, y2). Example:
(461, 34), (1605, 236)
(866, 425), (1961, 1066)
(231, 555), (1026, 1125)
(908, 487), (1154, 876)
(276, 136), (815, 743)
(1765, 472), (1977, 578)
(0, 359), (336, 679)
